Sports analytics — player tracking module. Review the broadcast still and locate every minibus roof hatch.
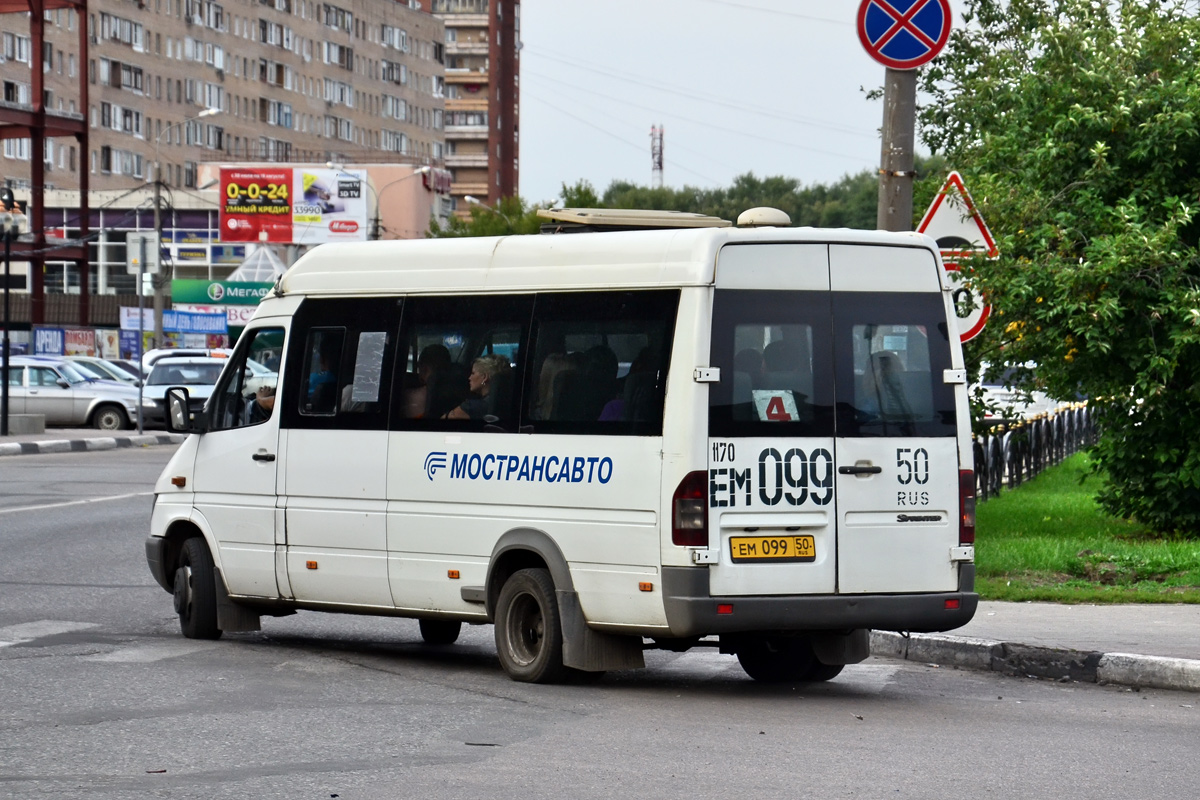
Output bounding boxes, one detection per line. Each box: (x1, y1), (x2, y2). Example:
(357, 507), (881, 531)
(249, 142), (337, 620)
(537, 207), (732, 234)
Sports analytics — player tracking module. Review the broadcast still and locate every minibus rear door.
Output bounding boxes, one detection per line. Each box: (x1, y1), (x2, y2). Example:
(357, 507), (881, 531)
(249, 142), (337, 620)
(829, 245), (961, 594)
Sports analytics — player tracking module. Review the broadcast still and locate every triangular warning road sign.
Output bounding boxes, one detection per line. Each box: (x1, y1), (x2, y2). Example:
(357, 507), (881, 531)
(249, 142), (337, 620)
(917, 171), (998, 258)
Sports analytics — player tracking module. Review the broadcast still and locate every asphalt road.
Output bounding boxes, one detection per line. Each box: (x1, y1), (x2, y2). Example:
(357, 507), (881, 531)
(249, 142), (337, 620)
(1, 449), (1197, 799)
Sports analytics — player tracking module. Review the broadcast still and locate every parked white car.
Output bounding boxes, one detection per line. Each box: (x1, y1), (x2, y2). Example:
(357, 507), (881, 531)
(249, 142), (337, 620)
(975, 364), (1063, 421)
(5, 356), (155, 429)
(141, 357), (229, 425)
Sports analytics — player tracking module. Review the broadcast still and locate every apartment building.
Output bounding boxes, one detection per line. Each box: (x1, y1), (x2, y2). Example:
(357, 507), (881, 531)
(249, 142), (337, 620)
(432, 0), (518, 212)
(0, 0), (447, 192)
(0, 0), (454, 331)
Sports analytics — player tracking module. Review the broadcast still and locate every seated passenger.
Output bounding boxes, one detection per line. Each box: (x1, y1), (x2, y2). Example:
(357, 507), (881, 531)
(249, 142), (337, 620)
(532, 352), (574, 420)
(403, 344), (453, 418)
(443, 354), (511, 421)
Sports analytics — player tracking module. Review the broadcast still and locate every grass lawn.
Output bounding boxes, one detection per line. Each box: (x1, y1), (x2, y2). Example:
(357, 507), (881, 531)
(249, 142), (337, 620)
(976, 451), (1200, 603)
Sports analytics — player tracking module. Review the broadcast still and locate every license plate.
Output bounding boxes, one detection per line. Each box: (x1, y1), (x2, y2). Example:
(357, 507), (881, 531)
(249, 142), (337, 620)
(729, 535), (816, 563)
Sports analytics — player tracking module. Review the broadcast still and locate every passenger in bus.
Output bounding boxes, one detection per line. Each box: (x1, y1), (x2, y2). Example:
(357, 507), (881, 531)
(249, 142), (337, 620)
(599, 347), (656, 422)
(403, 343), (453, 418)
(443, 354), (511, 420)
(734, 348), (765, 388)
(306, 341), (340, 411)
(857, 350), (912, 426)
(532, 352), (575, 420)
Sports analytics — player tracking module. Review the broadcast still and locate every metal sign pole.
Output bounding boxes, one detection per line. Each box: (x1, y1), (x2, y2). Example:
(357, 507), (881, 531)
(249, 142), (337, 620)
(137, 234), (146, 434)
(1, 230), (9, 437)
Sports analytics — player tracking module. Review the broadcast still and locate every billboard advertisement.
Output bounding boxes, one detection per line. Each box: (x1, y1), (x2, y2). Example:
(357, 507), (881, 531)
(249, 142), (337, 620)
(219, 167), (368, 245)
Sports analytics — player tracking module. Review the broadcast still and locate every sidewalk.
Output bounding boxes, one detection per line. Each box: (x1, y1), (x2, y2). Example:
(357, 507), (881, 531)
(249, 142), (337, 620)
(873, 600), (1200, 692)
(0, 427), (185, 457)
(1, 428), (1195, 692)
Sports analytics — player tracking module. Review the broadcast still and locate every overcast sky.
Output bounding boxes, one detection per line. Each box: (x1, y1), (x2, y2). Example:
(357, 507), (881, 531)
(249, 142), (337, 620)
(517, 0), (964, 204)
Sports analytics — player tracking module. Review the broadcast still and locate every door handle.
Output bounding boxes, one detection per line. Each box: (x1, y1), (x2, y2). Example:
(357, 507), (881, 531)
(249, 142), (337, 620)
(838, 465), (882, 475)
(252, 452), (276, 462)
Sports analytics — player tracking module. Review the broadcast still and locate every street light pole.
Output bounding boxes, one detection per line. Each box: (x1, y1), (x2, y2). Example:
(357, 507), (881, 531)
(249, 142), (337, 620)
(372, 166), (429, 240)
(464, 195), (516, 230)
(152, 108), (221, 348)
(326, 163), (430, 241)
(1, 188), (27, 437)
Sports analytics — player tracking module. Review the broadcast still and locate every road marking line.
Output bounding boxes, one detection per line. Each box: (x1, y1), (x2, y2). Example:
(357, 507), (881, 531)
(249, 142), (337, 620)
(0, 491), (153, 516)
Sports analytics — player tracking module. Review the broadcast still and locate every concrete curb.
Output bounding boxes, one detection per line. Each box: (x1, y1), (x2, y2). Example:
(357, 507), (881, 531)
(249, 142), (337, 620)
(871, 631), (1200, 692)
(0, 433), (185, 457)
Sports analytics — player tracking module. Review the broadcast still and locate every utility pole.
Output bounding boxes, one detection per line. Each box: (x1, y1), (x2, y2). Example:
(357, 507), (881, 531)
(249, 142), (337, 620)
(876, 68), (916, 232)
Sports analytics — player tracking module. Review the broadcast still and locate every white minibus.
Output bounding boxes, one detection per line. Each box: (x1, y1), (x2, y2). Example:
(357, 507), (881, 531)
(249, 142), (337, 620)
(146, 208), (977, 683)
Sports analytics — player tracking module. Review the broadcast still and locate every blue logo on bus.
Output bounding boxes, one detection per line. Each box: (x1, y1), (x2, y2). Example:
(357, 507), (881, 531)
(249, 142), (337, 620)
(424, 451), (613, 485)
(424, 452), (448, 481)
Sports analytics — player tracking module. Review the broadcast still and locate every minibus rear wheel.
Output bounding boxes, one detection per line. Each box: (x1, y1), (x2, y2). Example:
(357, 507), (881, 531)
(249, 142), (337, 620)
(173, 537), (221, 640)
(736, 635), (819, 683)
(494, 568), (567, 683)
(419, 619), (462, 645)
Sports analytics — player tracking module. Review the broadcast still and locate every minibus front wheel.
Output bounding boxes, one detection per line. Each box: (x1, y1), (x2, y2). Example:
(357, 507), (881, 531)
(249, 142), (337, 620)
(173, 537), (221, 640)
(494, 568), (567, 683)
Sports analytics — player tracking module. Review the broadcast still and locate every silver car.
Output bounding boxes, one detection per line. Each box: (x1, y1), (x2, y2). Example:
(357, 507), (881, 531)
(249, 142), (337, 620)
(65, 355), (143, 387)
(4, 356), (157, 430)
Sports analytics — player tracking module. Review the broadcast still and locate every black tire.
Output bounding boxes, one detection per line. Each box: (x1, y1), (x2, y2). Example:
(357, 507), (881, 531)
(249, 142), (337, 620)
(173, 537), (222, 640)
(736, 636), (818, 683)
(494, 568), (567, 683)
(800, 661), (845, 682)
(419, 618), (462, 645)
(92, 404), (127, 431)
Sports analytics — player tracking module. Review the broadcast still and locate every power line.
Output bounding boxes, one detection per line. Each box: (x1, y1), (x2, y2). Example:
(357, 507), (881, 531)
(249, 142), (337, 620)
(523, 94), (725, 187)
(524, 69), (871, 162)
(689, 0), (853, 25)
(522, 72), (745, 172)
(523, 45), (871, 138)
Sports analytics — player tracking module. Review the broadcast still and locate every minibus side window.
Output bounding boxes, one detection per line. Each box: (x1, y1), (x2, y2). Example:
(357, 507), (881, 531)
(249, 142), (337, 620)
(209, 327), (285, 431)
(299, 328), (345, 415)
(280, 297), (401, 432)
(391, 294), (533, 432)
(524, 290), (679, 436)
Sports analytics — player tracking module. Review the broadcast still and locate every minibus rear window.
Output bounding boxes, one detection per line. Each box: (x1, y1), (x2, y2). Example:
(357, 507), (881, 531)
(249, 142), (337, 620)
(708, 290), (835, 439)
(833, 293), (957, 438)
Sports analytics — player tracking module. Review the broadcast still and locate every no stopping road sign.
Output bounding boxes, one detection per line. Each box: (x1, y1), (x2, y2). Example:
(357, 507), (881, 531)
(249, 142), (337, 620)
(857, 0), (952, 70)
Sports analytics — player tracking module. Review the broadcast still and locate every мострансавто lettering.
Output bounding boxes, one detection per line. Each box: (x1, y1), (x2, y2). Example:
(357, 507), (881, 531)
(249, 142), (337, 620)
(446, 453), (614, 484)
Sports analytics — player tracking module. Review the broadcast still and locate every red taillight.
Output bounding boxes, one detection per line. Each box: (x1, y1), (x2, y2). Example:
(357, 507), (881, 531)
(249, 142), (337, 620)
(959, 469), (976, 545)
(672, 470), (709, 547)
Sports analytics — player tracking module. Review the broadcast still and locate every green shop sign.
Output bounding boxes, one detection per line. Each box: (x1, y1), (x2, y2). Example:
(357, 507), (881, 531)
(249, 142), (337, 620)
(171, 279), (274, 306)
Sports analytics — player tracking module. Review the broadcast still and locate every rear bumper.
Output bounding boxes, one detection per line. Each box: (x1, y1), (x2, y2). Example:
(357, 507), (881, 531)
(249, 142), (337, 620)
(661, 564), (978, 638)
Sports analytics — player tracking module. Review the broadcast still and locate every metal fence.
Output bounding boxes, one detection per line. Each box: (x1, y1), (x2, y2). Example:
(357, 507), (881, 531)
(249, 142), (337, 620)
(973, 403), (1096, 501)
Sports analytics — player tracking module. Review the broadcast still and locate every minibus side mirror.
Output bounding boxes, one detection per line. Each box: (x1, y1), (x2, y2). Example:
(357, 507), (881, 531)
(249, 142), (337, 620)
(165, 387), (205, 434)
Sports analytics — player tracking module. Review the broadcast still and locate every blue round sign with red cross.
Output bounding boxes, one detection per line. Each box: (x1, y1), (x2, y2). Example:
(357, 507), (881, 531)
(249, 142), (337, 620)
(857, 0), (952, 70)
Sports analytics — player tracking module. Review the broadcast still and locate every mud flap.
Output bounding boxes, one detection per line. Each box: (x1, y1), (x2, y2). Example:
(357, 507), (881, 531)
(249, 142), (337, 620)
(214, 568), (262, 633)
(557, 590), (645, 672)
(810, 628), (870, 665)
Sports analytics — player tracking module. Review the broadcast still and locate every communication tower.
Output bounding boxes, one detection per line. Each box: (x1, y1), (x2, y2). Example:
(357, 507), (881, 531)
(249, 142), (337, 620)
(650, 125), (664, 189)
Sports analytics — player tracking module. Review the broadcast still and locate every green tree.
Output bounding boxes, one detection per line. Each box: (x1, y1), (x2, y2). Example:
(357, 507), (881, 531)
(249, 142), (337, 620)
(428, 194), (543, 237)
(918, 0), (1200, 532)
